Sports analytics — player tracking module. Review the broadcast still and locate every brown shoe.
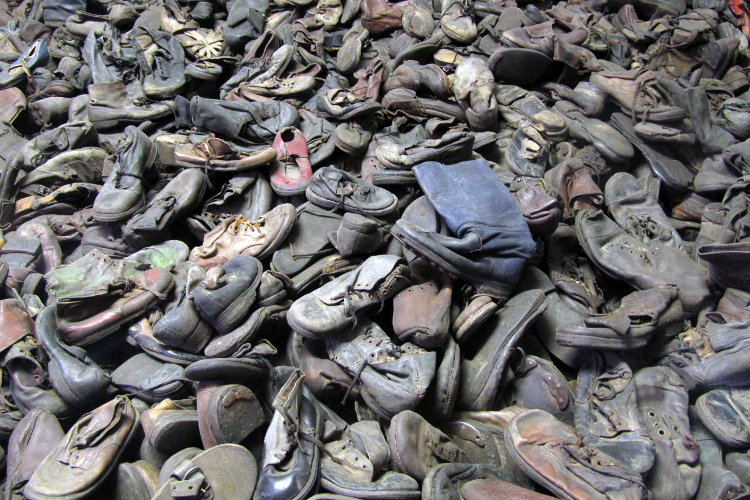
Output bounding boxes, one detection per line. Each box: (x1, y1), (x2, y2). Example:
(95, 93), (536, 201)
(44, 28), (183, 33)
(388, 410), (467, 482)
(189, 204), (297, 268)
(57, 267), (174, 346)
(392, 275), (452, 348)
(361, 0), (408, 34)
(505, 409), (647, 500)
(0, 298), (34, 354)
(196, 382), (265, 449)
(24, 396), (139, 500)
(5, 408), (65, 500)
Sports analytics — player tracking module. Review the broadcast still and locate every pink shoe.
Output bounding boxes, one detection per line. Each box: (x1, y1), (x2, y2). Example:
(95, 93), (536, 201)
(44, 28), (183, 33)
(270, 127), (313, 196)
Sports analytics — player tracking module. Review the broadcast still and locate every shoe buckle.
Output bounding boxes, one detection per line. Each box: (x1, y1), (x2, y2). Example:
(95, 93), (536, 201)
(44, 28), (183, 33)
(170, 474), (212, 499)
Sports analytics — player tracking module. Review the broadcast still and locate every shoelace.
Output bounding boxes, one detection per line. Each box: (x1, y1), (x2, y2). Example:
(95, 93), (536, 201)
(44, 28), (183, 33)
(231, 215), (265, 233)
(340, 329), (399, 404)
(318, 175), (393, 231)
(110, 171), (148, 190)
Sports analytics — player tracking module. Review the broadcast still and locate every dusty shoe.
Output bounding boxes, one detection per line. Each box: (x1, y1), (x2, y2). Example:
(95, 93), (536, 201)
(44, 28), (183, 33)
(329, 212), (389, 257)
(604, 172), (683, 249)
(189, 204), (297, 268)
(392, 275), (452, 348)
(556, 286), (684, 350)
(287, 254), (410, 339)
(388, 410), (467, 481)
(270, 127), (313, 196)
(192, 254), (263, 335)
(457, 290), (546, 411)
(124, 168), (208, 248)
(575, 352), (655, 475)
(453, 57), (498, 131)
(92, 126), (156, 223)
(634, 366), (701, 500)
(695, 387), (750, 448)
(307, 166), (399, 217)
(576, 209), (710, 316)
(505, 408), (647, 500)
(325, 319), (436, 418)
(24, 396), (139, 500)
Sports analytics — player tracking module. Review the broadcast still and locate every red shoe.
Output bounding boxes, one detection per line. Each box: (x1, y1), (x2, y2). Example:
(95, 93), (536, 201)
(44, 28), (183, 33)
(728, 0), (750, 37)
(270, 127), (313, 196)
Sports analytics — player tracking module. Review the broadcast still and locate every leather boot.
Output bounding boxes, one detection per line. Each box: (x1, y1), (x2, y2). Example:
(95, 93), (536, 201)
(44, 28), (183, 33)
(92, 126), (156, 223)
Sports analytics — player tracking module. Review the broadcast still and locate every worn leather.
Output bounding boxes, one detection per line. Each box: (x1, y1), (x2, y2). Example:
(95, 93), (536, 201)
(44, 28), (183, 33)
(326, 319), (435, 418)
(634, 367), (700, 500)
(24, 396), (138, 500)
(287, 254), (410, 339)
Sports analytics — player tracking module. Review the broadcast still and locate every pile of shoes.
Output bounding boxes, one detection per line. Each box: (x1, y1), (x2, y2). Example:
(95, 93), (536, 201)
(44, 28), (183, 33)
(0, 0), (750, 498)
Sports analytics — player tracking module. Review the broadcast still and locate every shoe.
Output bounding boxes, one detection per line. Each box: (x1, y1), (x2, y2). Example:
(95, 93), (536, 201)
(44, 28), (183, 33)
(253, 368), (322, 500)
(329, 212), (389, 258)
(575, 352), (655, 475)
(325, 319), (436, 418)
(440, 0), (477, 43)
(589, 70), (686, 124)
(696, 387), (750, 448)
(85, 82), (174, 129)
(0, 40), (49, 90)
(271, 202), (343, 276)
(270, 127), (313, 196)
(575, 209), (710, 315)
(453, 57), (498, 131)
(306, 166), (398, 216)
(35, 305), (111, 408)
(189, 204), (297, 268)
(634, 367), (701, 500)
(171, 136), (277, 171)
(92, 126), (155, 223)
(56, 266), (173, 346)
(5, 408), (65, 500)
(505, 409), (646, 500)
(382, 61), (452, 99)
(604, 172), (683, 249)
(457, 290), (545, 411)
(139, 398), (201, 455)
(556, 286), (683, 350)
(388, 410), (466, 482)
(392, 159), (536, 300)
(392, 275), (452, 348)
(504, 354), (575, 426)
(190, 97), (299, 144)
(196, 382), (265, 448)
(124, 168), (208, 248)
(192, 254), (263, 334)
(24, 396), (139, 500)
(153, 444), (258, 500)
(287, 254), (410, 339)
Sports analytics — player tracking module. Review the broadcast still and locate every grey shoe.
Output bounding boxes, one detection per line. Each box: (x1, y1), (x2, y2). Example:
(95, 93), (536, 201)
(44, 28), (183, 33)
(575, 352), (655, 475)
(287, 254), (410, 339)
(92, 126), (156, 223)
(307, 166), (398, 216)
(326, 320), (436, 419)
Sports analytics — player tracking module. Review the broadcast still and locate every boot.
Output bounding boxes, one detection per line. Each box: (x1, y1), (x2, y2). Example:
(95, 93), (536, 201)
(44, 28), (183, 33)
(92, 126), (156, 223)
(392, 159), (536, 300)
